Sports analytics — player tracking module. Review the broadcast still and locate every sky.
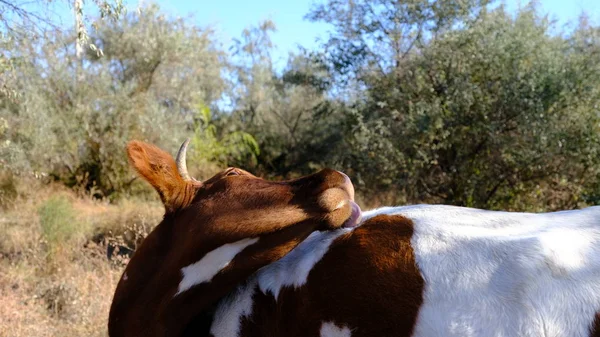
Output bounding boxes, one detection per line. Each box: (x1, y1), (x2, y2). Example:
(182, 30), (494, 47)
(135, 0), (600, 68)
(23, 0), (600, 69)
(152, 0), (330, 67)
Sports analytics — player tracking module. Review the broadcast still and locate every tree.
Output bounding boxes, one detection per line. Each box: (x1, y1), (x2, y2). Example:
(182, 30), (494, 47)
(1, 4), (229, 198)
(1, 0), (124, 100)
(0, 0), (124, 51)
(228, 21), (345, 177)
(306, 0), (492, 90)
(320, 2), (600, 211)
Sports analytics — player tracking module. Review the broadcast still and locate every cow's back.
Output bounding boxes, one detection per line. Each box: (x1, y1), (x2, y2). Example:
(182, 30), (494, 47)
(211, 205), (600, 337)
(394, 205), (600, 337)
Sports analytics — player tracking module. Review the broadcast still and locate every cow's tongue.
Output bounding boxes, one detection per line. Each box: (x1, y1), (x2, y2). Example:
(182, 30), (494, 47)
(342, 201), (362, 228)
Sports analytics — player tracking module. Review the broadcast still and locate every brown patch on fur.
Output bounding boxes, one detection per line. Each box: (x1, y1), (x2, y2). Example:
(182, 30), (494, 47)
(109, 141), (359, 337)
(238, 215), (425, 337)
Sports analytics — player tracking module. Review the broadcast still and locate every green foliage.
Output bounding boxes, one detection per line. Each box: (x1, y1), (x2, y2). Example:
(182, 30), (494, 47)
(1, 4), (228, 198)
(306, 0), (492, 86)
(0, 32), (20, 102)
(1, 0), (125, 100)
(191, 103), (260, 168)
(38, 196), (80, 248)
(3, 0), (600, 212)
(229, 21), (345, 177)
(324, 3), (600, 210)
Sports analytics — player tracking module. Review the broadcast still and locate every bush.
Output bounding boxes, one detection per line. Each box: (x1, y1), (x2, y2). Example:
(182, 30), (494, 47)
(0, 171), (18, 208)
(38, 196), (81, 250)
(311, 1), (600, 211)
(1, 4), (228, 199)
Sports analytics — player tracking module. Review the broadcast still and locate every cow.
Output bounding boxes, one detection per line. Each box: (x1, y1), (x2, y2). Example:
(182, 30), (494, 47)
(108, 139), (362, 337)
(218, 205), (600, 337)
(110, 140), (600, 337)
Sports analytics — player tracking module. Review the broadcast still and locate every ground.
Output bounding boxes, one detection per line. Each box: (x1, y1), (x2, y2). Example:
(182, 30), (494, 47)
(0, 176), (163, 337)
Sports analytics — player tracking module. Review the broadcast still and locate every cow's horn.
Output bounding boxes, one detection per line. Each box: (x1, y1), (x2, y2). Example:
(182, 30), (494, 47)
(176, 138), (193, 181)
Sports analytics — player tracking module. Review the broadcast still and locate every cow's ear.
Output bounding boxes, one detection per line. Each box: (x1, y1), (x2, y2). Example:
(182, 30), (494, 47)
(126, 140), (198, 212)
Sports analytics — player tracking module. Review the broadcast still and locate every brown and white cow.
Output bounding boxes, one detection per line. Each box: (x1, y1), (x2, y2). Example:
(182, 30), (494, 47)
(108, 140), (361, 337)
(221, 206), (600, 337)
(110, 140), (600, 337)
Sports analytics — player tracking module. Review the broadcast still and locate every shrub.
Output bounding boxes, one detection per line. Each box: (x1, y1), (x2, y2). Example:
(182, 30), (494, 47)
(38, 196), (81, 250)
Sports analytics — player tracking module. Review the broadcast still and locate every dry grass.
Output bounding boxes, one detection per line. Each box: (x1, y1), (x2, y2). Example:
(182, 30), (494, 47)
(0, 175), (163, 337)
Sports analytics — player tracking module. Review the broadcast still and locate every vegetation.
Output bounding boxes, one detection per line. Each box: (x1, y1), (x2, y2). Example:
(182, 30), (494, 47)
(1, 0), (599, 334)
(0, 176), (162, 336)
(39, 195), (80, 249)
(4, 0), (600, 210)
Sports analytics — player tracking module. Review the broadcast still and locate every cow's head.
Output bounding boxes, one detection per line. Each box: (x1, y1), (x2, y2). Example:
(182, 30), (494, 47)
(108, 140), (361, 337)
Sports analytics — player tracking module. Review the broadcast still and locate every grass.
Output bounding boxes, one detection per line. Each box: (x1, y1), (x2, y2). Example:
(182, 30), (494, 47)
(38, 195), (82, 252)
(0, 175), (163, 337)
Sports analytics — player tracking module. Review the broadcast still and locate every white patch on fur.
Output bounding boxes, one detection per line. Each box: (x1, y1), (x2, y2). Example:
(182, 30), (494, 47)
(320, 321), (352, 337)
(256, 228), (353, 299)
(210, 229), (353, 336)
(365, 204), (600, 337)
(175, 237), (259, 296)
(122, 272), (128, 281)
(210, 279), (257, 337)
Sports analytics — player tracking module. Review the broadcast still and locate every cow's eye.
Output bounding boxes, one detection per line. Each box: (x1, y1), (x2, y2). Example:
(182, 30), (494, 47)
(226, 169), (239, 177)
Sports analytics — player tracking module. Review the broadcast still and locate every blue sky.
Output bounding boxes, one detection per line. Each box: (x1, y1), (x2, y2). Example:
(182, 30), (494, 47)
(28, 0), (600, 69)
(136, 0), (600, 68)
(153, 0), (330, 67)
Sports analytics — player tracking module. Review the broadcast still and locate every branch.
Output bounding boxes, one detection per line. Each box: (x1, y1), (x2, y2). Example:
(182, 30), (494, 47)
(400, 24), (423, 60)
(0, 0), (59, 31)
